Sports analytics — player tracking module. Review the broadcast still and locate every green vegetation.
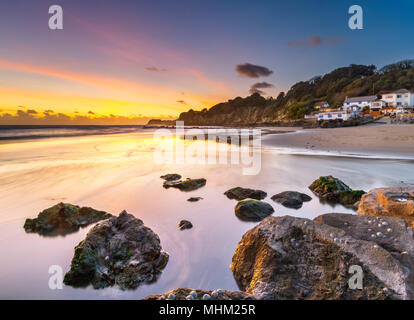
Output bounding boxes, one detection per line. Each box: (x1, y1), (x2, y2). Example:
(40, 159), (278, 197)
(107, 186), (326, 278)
(172, 60), (414, 125)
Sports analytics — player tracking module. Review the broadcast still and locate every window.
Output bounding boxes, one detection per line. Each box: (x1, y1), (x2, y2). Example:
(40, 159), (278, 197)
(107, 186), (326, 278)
(328, 114), (332, 118)
(338, 114), (342, 118)
(397, 95), (402, 98)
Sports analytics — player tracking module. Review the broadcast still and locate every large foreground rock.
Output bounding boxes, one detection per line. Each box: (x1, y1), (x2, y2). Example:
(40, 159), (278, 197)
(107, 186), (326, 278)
(163, 178), (206, 191)
(271, 191), (312, 209)
(143, 288), (256, 300)
(358, 187), (414, 228)
(23, 203), (112, 236)
(224, 187), (267, 200)
(63, 211), (169, 289)
(234, 199), (274, 222)
(309, 176), (365, 207)
(231, 213), (414, 300)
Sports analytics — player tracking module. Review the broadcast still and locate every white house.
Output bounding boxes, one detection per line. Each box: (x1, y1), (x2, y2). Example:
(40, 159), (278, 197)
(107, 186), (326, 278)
(369, 99), (386, 111)
(380, 89), (414, 109)
(343, 95), (378, 111)
(313, 110), (360, 121)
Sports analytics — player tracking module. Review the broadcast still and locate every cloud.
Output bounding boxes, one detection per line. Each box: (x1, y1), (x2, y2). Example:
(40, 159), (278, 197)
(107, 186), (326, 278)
(145, 66), (167, 72)
(235, 63), (273, 78)
(249, 82), (275, 95)
(287, 36), (345, 47)
(0, 109), (176, 125)
(88, 111), (95, 115)
(176, 100), (187, 105)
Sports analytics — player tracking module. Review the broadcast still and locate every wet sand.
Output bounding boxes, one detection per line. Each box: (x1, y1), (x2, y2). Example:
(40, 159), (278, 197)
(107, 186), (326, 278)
(262, 123), (414, 158)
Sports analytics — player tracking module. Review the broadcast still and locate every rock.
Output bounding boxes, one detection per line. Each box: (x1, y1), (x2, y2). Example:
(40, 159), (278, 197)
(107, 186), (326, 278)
(187, 197), (203, 202)
(231, 213), (414, 300)
(271, 191), (312, 209)
(143, 288), (256, 300)
(178, 220), (193, 230)
(23, 203), (112, 236)
(163, 178), (206, 191)
(234, 199), (274, 222)
(160, 173), (181, 181)
(309, 176), (365, 207)
(357, 187), (414, 228)
(63, 210), (169, 289)
(224, 187), (267, 200)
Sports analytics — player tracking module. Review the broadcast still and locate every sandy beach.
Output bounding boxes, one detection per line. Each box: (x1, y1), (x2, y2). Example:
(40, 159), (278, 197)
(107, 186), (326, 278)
(262, 122), (414, 158)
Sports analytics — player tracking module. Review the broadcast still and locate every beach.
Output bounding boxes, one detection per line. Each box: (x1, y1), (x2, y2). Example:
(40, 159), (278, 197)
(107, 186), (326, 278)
(0, 125), (413, 299)
(262, 121), (414, 159)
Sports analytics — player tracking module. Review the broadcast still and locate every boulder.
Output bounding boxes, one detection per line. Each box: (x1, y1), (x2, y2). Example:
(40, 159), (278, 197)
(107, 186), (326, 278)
(63, 210), (169, 289)
(178, 220), (193, 230)
(231, 213), (414, 300)
(143, 288), (256, 300)
(224, 187), (267, 200)
(23, 203), (112, 236)
(271, 191), (312, 209)
(160, 173), (181, 181)
(358, 187), (414, 228)
(234, 199), (274, 222)
(309, 176), (365, 207)
(163, 178), (206, 191)
(187, 197), (203, 202)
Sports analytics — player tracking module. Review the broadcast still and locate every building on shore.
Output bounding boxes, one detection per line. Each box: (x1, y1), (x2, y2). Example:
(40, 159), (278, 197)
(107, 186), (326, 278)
(313, 101), (330, 110)
(342, 95), (378, 111)
(306, 110), (360, 121)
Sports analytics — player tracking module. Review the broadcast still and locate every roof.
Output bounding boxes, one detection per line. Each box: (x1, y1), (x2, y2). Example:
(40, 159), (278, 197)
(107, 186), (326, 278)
(394, 89), (411, 94)
(380, 89), (411, 95)
(344, 95), (377, 104)
(314, 101), (328, 106)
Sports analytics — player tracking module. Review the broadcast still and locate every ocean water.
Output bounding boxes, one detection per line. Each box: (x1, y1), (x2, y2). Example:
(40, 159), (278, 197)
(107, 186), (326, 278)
(0, 126), (413, 299)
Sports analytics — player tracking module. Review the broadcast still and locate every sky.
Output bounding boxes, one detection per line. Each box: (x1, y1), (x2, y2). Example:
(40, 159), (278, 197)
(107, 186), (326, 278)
(0, 0), (413, 124)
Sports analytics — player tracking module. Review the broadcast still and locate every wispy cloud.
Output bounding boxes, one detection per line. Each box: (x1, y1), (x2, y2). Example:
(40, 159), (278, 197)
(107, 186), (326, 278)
(235, 63), (273, 78)
(145, 66), (167, 72)
(249, 82), (275, 95)
(287, 36), (345, 47)
(0, 108), (175, 125)
(176, 100), (187, 105)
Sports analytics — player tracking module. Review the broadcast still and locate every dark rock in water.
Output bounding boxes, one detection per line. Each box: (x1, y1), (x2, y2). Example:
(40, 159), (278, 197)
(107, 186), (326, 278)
(178, 220), (193, 230)
(63, 210), (169, 289)
(271, 191), (312, 209)
(143, 288), (256, 300)
(224, 187), (267, 200)
(187, 197), (203, 202)
(231, 213), (414, 300)
(163, 178), (206, 191)
(358, 187), (414, 228)
(160, 173), (181, 181)
(234, 199), (274, 222)
(309, 176), (365, 207)
(23, 203), (112, 236)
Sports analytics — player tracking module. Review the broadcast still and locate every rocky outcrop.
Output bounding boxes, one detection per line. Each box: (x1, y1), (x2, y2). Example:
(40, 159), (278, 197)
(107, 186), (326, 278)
(163, 178), (206, 191)
(358, 187), (414, 228)
(234, 199), (274, 222)
(224, 187), (267, 201)
(309, 176), (365, 207)
(143, 288), (256, 300)
(231, 213), (414, 300)
(160, 173), (181, 181)
(23, 203), (112, 236)
(178, 220), (193, 230)
(63, 211), (169, 289)
(271, 191), (312, 209)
